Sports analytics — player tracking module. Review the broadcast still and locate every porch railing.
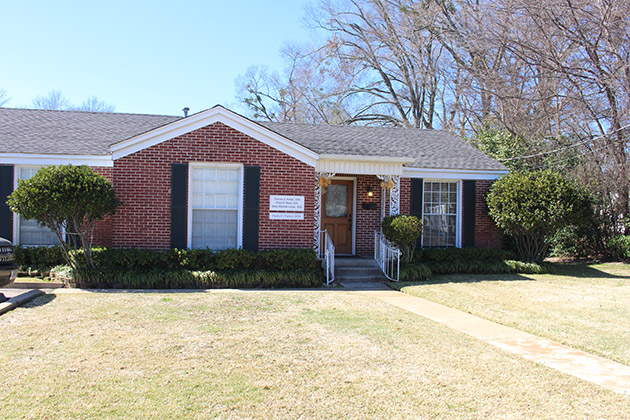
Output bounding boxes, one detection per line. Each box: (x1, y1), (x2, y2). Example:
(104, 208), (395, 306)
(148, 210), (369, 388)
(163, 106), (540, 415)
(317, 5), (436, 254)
(374, 231), (401, 282)
(321, 229), (335, 285)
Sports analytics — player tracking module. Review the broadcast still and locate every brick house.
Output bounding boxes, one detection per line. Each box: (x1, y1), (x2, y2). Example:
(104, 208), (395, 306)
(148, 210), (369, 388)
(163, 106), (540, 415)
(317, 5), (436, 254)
(0, 105), (507, 256)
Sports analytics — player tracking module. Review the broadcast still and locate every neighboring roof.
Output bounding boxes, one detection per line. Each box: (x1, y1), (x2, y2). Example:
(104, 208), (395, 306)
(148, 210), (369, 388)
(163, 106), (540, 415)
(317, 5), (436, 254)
(259, 121), (507, 171)
(0, 106), (507, 172)
(0, 107), (180, 155)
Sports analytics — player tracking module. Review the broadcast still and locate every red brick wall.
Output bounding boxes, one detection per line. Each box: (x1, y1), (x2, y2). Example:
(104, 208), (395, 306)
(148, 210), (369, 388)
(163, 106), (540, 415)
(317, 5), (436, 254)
(352, 175), (411, 256)
(474, 180), (503, 248)
(355, 175), (381, 255)
(91, 166), (114, 247)
(110, 122), (315, 249)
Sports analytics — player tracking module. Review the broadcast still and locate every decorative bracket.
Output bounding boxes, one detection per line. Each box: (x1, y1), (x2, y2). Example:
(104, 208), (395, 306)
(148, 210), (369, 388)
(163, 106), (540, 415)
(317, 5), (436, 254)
(314, 172), (336, 256)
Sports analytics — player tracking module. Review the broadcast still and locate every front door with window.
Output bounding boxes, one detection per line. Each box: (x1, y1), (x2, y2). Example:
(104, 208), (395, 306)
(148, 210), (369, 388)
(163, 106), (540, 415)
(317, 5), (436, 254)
(322, 180), (353, 254)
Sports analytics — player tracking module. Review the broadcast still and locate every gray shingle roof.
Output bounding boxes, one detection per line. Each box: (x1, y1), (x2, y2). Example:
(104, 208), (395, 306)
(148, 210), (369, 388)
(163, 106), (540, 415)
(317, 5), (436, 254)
(0, 107), (506, 171)
(259, 121), (507, 171)
(0, 107), (180, 155)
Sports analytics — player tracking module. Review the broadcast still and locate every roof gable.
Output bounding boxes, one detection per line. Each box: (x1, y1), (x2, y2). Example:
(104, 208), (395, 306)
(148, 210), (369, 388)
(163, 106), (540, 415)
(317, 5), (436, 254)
(109, 105), (319, 166)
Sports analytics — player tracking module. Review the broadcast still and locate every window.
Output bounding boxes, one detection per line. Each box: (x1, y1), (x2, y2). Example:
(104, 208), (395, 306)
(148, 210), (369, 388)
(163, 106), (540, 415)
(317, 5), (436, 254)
(15, 167), (58, 246)
(188, 164), (243, 250)
(422, 181), (459, 247)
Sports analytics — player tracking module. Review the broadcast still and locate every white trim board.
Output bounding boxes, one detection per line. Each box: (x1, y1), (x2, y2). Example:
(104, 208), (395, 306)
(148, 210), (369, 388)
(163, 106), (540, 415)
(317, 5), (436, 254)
(110, 105), (319, 166)
(0, 153), (113, 167)
(403, 167), (507, 180)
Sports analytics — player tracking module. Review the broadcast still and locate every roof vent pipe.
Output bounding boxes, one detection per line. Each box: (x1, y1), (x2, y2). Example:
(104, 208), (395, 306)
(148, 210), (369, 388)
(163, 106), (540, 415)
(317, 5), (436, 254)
(182, 107), (190, 117)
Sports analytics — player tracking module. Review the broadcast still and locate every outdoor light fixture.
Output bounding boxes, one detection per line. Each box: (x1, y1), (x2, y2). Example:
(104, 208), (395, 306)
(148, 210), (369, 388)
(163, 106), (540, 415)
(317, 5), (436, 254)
(366, 185), (374, 198)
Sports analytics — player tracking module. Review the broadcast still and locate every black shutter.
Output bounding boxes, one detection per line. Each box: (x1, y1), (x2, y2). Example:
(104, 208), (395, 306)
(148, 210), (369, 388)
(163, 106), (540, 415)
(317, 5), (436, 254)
(0, 166), (13, 240)
(463, 180), (476, 247)
(243, 166), (260, 251)
(170, 163), (188, 249)
(410, 178), (423, 248)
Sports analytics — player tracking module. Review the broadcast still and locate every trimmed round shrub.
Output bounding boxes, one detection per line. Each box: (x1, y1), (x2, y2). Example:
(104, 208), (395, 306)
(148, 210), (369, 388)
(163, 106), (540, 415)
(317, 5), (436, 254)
(381, 215), (423, 262)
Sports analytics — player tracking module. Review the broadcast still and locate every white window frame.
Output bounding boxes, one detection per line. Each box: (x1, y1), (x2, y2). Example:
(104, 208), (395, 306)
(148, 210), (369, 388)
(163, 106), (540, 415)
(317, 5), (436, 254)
(186, 162), (244, 250)
(421, 179), (462, 248)
(12, 165), (64, 246)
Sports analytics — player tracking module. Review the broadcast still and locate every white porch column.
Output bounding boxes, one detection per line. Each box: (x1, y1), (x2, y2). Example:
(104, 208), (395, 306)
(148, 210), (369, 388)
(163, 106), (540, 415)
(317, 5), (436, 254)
(389, 175), (400, 216)
(314, 172), (336, 256)
(376, 175), (400, 217)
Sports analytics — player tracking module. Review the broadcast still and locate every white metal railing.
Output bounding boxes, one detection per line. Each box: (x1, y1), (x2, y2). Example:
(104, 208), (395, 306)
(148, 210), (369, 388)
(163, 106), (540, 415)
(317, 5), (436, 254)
(374, 231), (401, 282)
(321, 230), (335, 285)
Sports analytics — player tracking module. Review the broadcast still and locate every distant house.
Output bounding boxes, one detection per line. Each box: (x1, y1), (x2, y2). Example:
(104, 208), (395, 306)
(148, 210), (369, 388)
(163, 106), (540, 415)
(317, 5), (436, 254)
(0, 105), (507, 256)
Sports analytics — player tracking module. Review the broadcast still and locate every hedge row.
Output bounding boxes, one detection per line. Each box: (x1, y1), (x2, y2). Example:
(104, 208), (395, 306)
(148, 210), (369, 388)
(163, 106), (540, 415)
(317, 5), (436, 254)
(398, 247), (544, 281)
(399, 259), (545, 281)
(52, 267), (323, 289)
(415, 247), (516, 263)
(16, 246), (317, 272)
(14, 245), (66, 271)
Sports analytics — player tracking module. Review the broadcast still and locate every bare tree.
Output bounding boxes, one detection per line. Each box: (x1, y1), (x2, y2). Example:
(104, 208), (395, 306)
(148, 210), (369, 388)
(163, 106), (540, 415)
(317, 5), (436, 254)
(30, 90), (115, 113)
(237, 0), (451, 128)
(236, 44), (356, 124)
(432, 0), (629, 238)
(0, 89), (9, 107)
(31, 89), (71, 110)
(72, 95), (115, 112)
(310, 0), (448, 128)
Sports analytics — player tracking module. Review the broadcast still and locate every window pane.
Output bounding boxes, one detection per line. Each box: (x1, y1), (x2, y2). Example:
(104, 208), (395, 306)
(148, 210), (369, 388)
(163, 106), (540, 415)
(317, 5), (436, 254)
(190, 166), (241, 250)
(422, 181), (458, 247)
(18, 167), (58, 246)
(20, 217), (58, 246)
(325, 184), (348, 217)
(192, 209), (238, 250)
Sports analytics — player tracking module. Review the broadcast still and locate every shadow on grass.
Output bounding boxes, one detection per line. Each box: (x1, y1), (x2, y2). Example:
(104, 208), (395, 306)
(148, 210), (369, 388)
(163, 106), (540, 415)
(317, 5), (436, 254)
(392, 263), (630, 289)
(393, 273), (533, 289)
(546, 263), (630, 279)
(21, 293), (56, 308)
(75, 285), (344, 294)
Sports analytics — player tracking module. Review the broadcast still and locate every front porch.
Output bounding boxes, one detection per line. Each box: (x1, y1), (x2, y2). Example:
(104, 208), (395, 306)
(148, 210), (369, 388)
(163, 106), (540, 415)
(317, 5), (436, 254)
(314, 173), (407, 258)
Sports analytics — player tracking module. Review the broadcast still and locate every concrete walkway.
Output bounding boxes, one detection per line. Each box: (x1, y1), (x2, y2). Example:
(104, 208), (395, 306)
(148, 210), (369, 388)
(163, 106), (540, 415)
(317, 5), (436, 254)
(0, 290), (45, 315)
(351, 286), (630, 397)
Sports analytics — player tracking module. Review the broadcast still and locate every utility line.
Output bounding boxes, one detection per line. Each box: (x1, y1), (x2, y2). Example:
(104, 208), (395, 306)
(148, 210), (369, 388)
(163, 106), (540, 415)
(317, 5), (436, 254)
(498, 124), (630, 162)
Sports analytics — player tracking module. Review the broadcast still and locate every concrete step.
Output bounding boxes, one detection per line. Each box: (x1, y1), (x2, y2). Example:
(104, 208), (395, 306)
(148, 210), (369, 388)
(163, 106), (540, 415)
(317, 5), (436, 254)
(334, 257), (379, 268)
(336, 274), (387, 283)
(336, 266), (384, 277)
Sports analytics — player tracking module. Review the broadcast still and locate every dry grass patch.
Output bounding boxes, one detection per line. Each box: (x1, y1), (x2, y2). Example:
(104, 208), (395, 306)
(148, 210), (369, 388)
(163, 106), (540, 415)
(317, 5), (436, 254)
(397, 263), (630, 365)
(1, 289), (629, 419)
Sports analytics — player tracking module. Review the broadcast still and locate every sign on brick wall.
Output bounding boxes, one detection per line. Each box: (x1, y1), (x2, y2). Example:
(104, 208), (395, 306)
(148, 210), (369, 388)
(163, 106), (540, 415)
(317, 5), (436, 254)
(269, 212), (304, 220)
(269, 195), (305, 211)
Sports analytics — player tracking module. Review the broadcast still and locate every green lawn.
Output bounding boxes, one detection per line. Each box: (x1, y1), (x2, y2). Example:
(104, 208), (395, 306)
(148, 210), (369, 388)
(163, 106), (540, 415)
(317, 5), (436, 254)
(396, 263), (630, 366)
(1, 289), (629, 419)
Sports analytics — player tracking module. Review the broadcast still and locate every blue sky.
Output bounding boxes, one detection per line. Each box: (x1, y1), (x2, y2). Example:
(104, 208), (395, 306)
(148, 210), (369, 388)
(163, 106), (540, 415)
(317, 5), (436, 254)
(1, 0), (315, 116)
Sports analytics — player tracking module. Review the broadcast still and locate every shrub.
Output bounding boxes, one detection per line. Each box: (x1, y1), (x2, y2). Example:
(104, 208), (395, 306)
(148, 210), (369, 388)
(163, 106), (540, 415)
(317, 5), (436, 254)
(609, 235), (630, 262)
(486, 170), (593, 263)
(417, 247), (515, 263)
(7, 165), (120, 272)
(406, 247), (544, 276)
(258, 249), (317, 271)
(14, 245), (66, 271)
(62, 268), (323, 289)
(399, 263), (432, 281)
(381, 215), (423, 262)
(214, 248), (257, 271)
(15, 246), (319, 276)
